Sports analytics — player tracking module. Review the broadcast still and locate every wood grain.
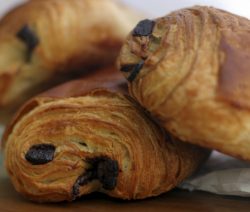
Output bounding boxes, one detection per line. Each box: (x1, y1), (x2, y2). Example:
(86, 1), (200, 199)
(1, 158), (250, 212)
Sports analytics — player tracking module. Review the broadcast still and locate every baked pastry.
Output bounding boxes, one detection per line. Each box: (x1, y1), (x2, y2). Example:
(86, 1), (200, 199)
(118, 6), (250, 161)
(0, 0), (140, 122)
(3, 67), (209, 202)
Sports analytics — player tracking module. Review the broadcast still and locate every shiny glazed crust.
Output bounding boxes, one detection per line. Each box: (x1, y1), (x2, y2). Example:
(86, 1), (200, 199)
(118, 6), (250, 161)
(3, 67), (209, 202)
(0, 0), (140, 118)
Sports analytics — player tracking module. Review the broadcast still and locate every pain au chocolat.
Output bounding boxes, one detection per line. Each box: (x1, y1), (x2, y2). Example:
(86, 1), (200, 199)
(0, 0), (140, 122)
(118, 6), (250, 161)
(3, 67), (209, 202)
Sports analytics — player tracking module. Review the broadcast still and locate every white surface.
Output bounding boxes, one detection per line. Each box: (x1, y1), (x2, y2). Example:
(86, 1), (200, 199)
(0, 0), (24, 18)
(179, 152), (250, 197)
(123, 0), (250, 18)
(0, 0), (250, 19)
(1, 0), (250, 197)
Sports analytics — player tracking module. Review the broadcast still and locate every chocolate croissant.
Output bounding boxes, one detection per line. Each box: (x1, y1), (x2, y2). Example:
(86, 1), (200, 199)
(0, 0), (140, 122)
(118, 6), (250, 161)
(3, 67), (209, 202)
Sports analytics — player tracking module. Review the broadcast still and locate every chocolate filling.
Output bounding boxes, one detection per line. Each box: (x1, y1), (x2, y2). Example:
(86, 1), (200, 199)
(120, 64), (137, 73)
(79, 142), (87, 147)
(132, 19), (155, 37)
(72, 171), (94, 199)
(16, 25), (39, 60)
(25, 144), (56, 165)
(72, 156), (119, 200)
(127, 61), (144, 82)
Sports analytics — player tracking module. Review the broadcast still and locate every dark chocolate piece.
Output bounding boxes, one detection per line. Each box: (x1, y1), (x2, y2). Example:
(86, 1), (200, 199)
(127, 61), (144, 82)
(79, 142), (87, 147)
(96, 158), (119, 190)
(25, 144), (56, 165)
(132, 19), (155, 37)
(71, 156), (119, 199)
(16, 25), (39, 59)
(120, 64), (137, 72)
(72, 171), (94, 200)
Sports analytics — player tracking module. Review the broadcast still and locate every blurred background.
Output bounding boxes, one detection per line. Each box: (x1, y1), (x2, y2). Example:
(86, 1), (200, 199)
(0, 0), (250, 197)
(0, 0), (250, 19)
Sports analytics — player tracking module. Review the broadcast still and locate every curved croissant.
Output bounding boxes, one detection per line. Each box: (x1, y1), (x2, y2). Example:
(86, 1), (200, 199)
(3, 67), (209, 202)
(118, 6), (250, 161)
(0, 0), (140, 122)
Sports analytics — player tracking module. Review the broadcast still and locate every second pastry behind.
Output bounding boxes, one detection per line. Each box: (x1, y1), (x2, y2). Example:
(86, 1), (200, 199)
(0, 0), (140, 122)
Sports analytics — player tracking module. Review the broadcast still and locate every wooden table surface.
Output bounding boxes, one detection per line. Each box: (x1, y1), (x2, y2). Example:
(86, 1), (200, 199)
(1, 161), (250, 212)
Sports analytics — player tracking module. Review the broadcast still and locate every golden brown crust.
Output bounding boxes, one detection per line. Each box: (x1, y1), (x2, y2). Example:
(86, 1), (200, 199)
(118, 6), (250, 161)
(218, 32), (250, 108)
(0, 0), (140, 122)
(3, 67), (209, 202)
(2, 67), (125, 147)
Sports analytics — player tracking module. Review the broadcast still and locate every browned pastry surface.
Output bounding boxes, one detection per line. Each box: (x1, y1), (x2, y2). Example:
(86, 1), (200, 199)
(3, 67), (209, 202)
(118, 6), (250, 161)
(0, 0), (140, 122)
